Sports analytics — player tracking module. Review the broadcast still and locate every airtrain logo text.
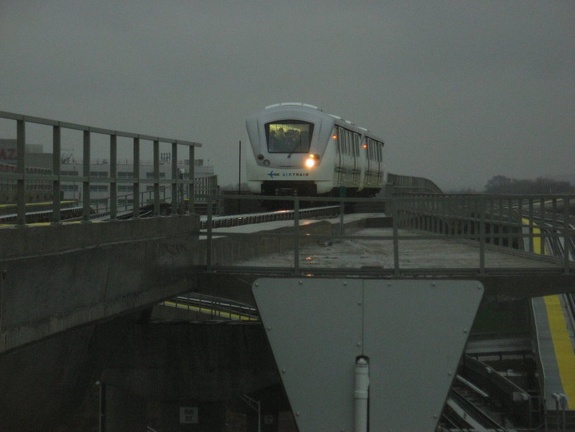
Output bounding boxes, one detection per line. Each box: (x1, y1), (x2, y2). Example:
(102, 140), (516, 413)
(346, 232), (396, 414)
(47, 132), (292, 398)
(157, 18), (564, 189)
(267, 170), (309, 179)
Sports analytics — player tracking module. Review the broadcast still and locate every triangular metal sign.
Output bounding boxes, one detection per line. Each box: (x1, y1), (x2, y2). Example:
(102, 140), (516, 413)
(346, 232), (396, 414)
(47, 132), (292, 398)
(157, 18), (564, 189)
(252, 278), (483, 432)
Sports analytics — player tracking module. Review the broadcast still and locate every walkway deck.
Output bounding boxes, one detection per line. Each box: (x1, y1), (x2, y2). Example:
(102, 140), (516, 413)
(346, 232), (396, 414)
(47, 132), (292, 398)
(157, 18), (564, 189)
(237, 226), (559, 272)
(209, 215), (575, 299)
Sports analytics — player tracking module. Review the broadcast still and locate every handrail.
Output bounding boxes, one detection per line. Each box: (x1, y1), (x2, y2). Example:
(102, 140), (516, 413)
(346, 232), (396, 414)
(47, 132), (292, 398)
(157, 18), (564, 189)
(0, 110), (203, 224)
(200, 193), (575, 277)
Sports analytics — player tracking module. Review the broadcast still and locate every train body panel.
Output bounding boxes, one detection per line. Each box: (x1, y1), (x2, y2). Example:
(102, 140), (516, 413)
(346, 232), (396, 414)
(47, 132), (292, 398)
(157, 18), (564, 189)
(245, 103), (385, 197)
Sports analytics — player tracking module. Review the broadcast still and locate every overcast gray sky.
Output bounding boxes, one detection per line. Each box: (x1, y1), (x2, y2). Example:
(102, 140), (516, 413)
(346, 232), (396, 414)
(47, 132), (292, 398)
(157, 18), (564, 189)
(1, 1), (573, 190)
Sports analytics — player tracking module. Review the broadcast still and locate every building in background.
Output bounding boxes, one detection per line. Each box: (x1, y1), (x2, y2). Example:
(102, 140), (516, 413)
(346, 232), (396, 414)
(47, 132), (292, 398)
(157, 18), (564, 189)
(59, 159), (216, 212)
(0, 139), (54, 203)
(0, 139), (218, 212)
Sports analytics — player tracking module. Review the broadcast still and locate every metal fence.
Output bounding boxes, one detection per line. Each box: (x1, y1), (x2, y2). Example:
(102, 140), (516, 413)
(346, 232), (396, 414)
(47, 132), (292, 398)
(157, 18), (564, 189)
(200, 193), (575, 277)
(0, 110), (203, 224)
(391, 194), (575, 272)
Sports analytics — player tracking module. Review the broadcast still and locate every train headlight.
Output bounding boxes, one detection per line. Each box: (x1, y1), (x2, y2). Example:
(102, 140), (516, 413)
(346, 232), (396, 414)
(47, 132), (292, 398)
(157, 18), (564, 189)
(305, 154), (320, 168)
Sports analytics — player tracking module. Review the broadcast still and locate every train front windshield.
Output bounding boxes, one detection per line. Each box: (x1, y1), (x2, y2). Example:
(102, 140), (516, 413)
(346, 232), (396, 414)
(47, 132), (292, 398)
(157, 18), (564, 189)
(265, 121), (313, 153)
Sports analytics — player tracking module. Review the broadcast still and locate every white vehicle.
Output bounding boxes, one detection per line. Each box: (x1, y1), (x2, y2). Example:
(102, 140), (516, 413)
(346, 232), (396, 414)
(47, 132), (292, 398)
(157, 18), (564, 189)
(245, 103), (385, 197)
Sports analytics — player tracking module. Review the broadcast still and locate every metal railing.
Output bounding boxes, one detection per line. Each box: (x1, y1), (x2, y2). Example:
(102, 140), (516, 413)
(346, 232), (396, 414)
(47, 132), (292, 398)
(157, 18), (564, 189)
(200, 193), (575, 277)
(391, 194), (575, 273)
(87, 176), (218, 216)
(0, 110), (202, 224)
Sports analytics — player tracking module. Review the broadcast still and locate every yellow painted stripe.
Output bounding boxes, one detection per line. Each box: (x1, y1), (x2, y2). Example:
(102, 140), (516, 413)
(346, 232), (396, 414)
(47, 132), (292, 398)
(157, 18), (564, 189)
(0, 200), (76, 209)
(544, 295), (575, 408)
(524, 218), (575, 408)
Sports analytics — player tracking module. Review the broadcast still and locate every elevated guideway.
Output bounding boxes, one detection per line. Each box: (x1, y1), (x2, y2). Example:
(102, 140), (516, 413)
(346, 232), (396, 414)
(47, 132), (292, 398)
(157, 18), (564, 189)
(2, 110), (575, 431)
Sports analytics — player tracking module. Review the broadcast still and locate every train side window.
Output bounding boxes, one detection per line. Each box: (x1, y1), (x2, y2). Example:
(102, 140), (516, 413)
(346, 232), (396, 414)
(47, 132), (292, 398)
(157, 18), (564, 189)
(349, 132), (353, 156)
(371, 140), (377, 161)
(366, 138), (372, 160)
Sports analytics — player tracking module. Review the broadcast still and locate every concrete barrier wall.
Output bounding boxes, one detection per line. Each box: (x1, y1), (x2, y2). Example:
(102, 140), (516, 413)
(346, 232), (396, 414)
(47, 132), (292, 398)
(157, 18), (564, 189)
(0, 216), (202, 353)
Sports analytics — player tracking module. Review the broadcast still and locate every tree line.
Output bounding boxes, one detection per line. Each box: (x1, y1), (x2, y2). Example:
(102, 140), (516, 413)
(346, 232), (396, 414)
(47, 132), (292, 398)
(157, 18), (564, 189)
(484, 175), (575, 194)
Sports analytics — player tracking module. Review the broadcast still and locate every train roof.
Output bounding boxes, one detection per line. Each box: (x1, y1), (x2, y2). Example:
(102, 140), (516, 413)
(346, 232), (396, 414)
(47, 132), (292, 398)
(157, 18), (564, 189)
(252, 102), (382, 141)
(264, 102), (319, 110)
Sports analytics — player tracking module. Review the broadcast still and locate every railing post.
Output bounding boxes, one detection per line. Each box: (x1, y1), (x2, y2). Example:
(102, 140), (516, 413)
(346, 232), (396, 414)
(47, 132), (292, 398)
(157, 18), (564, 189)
(109, 134), (117, 220)
(540, 196), (545, 254)
(485, 196), (491, 244)
(82, 130), (91, 222)
(552, 197), (559, 256)
(153, 139), (160, 216)
(392, 196), (400, 276)
(293, 197), (300, 275)
(132, 137), (140, 218)
(528, 197), (534, 253)
(479, 196), (486, 274)
(189, 145), (195, 213)
(206, 193), (213, 271)
(564, 196), (570, 274)
(339, 198), (345, 236)
(171, 142), (178, 214)
(16, 119), (26, 225)
(508, 197), (513, 245)
(51, 125), (61, 224)
(517, 197), (523, 250)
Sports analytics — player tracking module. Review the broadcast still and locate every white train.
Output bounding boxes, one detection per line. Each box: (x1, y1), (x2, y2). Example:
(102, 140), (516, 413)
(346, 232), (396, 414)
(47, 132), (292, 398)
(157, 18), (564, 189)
(245, 103), (385, 197)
